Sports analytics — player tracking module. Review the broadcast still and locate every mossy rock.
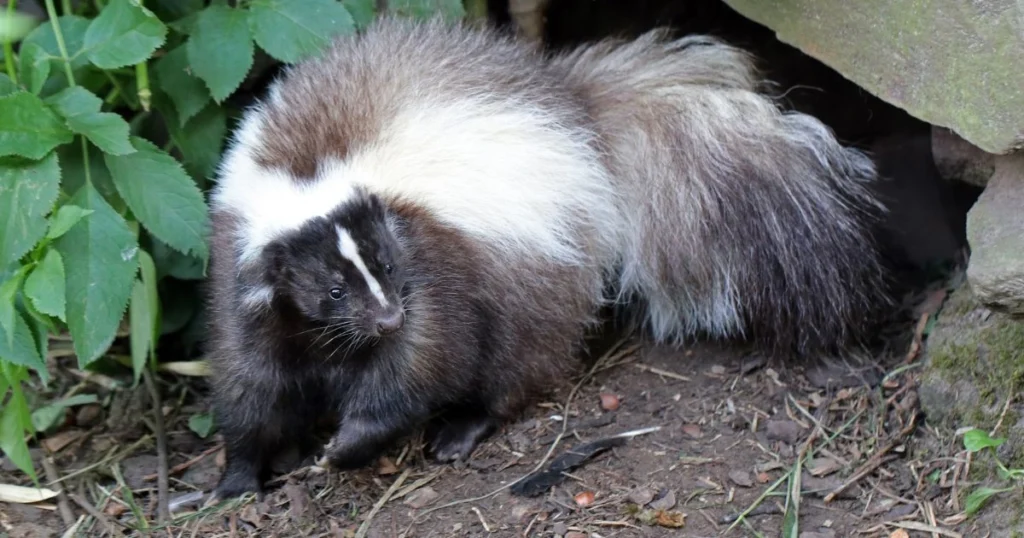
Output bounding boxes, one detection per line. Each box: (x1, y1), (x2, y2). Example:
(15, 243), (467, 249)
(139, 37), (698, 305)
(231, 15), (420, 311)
(920, 283), (1024, 530)
(720, 0), (1024, 154)
(920, 283), (1024, 466)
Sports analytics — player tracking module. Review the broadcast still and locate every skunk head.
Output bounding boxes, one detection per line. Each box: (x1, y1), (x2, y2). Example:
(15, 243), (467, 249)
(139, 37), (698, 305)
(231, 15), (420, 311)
(262, 190), (409, 339)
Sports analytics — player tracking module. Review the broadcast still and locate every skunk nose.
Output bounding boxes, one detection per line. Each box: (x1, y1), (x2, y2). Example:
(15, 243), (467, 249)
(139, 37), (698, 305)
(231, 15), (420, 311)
(376, 309), (405, 334)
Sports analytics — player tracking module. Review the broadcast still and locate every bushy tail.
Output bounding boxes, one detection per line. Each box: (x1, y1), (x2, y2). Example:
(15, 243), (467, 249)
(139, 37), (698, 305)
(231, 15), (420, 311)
(551, 30), (892, 353)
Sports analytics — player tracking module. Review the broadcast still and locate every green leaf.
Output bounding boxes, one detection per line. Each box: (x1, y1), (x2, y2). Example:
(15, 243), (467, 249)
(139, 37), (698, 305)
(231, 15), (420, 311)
(963, 428), (1007, 452)
(342, 0), (376, 28)
(44, 87), (134, 156)
(30, 393), (98, 432)
(0, 266), (28, 344)
(0, 92), (74, 159)
(188, 412), (214, 438)
(248, 0), (355, 64)
(21, 15), (92, 73)
(167, 103), (226, 183)
(105, 137), (210, 261)
(83, 0), (168, 69)
(0, 374), (36, 481)
(151, 238), (204, 280)
(152, 45), (210, 127)
(0, 74), (17, 97)
(964, 486), (1012, 516)
(186, 5), (253, 103)
(18, 43), (52, 96)
(45, 204), (94, 240)
(0, 309), (47, 377)
(53, 182), (139, 367)
(129, 249), (159, 384)
(0, 151), (62, 267)
(56, 141), (123, 213)
(24, 248), (66, 321)
(387, 0), (466, 20)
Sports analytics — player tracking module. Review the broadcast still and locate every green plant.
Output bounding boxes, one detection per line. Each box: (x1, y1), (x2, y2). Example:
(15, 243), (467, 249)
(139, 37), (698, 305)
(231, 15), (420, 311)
(0, 0), (475, 483)
(961, 428), (1024, 517)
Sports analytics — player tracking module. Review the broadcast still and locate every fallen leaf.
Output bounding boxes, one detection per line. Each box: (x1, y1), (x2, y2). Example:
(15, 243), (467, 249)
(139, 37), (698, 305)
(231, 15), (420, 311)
(807, 457), (843, 477)
(41, 429), (85, 453)
(682, 423), (703, 439)
(159, 360), (211, 376)
(283, 483), (308, 518)
(635, 508), (687, 528)
(756, 472), (771, 483)
(566, 532), (588, 538)
(376, 456), (398, 475)
(404, 486), (440, 509)
(574, 491), (595, 507)
(889, 530), (910, 538)
(0, 484), (60, 504)
(599, 393), (620, 411)
(105, 502), (127, 517)
(710, 365), (726, 375)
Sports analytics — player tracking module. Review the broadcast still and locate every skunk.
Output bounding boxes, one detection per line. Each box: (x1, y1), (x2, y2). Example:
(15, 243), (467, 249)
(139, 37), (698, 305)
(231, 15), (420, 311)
(205, 16), (890, 498)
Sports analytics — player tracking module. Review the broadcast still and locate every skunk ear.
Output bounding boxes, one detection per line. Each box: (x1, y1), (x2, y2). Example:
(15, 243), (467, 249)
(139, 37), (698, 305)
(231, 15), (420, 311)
(262, 240), (291, 285)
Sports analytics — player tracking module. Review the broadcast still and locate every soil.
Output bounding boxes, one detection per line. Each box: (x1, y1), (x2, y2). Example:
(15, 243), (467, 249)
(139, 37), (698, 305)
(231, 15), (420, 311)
(4, 283), (1017, 538)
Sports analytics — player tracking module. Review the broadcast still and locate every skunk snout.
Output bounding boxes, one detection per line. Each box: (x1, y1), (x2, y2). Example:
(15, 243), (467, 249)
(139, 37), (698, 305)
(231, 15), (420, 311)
(375, 308), (405, 335)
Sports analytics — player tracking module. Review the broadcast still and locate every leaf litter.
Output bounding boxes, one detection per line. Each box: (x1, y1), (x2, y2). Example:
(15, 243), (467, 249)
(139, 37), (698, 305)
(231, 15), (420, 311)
(1, 280), (1013, 537)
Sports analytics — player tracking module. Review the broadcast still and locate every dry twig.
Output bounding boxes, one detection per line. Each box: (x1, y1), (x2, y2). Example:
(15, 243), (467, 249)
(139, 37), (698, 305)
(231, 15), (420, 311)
(41, 456), (76, 528)
(355, 468), (412, 538)
(824, 413), (919, 503)
(142, 369), (171, 523)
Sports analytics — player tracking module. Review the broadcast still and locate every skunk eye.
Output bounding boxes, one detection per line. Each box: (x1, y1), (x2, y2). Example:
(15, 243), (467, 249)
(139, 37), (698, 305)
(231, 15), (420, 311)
(329, 287), (344, 300)
(384, 263), (394, 275)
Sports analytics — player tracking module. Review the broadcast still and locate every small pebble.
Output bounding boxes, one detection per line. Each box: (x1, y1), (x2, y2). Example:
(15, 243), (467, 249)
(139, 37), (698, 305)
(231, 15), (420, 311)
(649, 489), (676, 511)
(628, 488), (655, 506)
(599, 393), (620, 411)
(573, 491), (595, 507)
(729, 470), (754, 488)
(681, 423), (703, 439)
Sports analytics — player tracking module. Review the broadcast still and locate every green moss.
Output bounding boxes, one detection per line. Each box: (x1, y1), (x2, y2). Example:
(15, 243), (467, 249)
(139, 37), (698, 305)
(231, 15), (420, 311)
(922, 285), (1024, 471)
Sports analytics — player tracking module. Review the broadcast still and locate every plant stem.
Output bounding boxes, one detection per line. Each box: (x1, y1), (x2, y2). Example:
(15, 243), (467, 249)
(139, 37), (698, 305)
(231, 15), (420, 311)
(42, 0), (75, 87)
(80, 137), (92, 186)
(3, 0), (18, 83)
(135, 62), (150, 112)
(61, 0), (72, 16)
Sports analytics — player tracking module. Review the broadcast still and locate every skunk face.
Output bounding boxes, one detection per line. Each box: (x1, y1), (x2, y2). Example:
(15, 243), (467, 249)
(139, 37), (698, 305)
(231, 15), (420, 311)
(262, 191), (408, 340)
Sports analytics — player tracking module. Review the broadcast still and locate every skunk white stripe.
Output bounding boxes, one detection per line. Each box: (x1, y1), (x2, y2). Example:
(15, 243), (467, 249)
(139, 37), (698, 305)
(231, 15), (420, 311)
(335, 225), (389, 307)
(209, 94), (625, 271)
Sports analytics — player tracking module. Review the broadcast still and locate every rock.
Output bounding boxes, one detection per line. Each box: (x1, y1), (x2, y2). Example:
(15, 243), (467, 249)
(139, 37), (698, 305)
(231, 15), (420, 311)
(919, 284), (1024, 469)
(932, 127), (996, 187)
(728, 470), (753, 488)
(966, 154), (1024, 315)
(764, 419), (804, 445)
(75, 404), (103, 427)
(628, 487), (655, 506)
(649, 489), (676, 510)
(720, 0), (1024, 154)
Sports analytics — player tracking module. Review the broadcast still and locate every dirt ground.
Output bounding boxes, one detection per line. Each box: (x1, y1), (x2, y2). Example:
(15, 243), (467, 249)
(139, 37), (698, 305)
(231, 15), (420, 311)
(1, 279), (1014, 538)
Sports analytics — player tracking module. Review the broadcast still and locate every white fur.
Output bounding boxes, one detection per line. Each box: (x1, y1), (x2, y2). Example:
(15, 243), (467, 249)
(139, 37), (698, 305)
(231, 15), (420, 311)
(335, 225), (389, 307)
(210, 94), (625, 272)
(210, 112), (357, 265)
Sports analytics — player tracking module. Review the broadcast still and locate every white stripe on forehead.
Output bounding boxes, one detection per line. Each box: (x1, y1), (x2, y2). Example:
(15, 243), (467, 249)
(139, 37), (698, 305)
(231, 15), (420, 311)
(335, 225), (390, 307)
